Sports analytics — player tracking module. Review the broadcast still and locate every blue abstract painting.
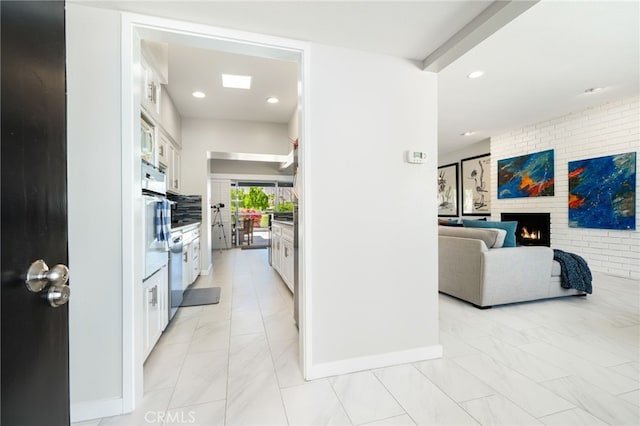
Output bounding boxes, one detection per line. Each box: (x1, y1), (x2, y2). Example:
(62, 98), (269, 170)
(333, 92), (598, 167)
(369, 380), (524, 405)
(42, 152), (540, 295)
(568, 152), (636, 230)
(498, 149), (555, 199)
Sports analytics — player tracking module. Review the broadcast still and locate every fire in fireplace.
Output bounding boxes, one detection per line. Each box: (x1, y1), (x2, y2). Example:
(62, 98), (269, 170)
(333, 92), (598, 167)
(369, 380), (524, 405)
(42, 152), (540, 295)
(501, 213), (551, 247)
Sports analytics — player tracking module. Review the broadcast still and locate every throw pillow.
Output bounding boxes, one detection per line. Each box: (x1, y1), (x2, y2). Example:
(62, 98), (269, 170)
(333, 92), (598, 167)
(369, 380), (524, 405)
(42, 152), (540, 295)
(438, 226), (503, 248)
(490, 228), (508, 248)
(462, 220), (518, 247)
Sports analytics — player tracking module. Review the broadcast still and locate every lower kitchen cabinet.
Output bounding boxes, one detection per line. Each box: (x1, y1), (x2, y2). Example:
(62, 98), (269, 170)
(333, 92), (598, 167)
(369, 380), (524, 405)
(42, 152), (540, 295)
(271, 222), (294, 292)
(142, 265), (168, 360)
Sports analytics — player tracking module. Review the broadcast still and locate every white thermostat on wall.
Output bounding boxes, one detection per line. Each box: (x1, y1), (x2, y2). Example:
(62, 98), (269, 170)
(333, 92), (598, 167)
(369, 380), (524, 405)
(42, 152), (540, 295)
(406, 150), (427, 164)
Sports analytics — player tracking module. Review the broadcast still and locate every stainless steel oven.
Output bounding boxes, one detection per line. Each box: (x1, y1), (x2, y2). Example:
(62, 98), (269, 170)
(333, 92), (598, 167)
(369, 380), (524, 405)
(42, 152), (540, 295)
(142, 162), (168, 280)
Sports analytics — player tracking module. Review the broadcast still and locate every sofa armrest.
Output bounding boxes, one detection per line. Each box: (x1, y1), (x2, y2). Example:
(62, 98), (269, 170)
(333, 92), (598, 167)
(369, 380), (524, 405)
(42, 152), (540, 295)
(439, 236), (488, 305)
(480, 246), (553, 305)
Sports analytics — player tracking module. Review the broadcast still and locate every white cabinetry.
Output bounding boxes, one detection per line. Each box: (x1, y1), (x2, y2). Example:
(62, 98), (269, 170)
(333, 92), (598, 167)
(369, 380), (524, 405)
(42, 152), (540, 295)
(271, 222), (294, 292)
(182, 225), (200, 288)
(164, 133), (181, 194)
(191, 237), (200, 281)
(142, 265), (168, 360)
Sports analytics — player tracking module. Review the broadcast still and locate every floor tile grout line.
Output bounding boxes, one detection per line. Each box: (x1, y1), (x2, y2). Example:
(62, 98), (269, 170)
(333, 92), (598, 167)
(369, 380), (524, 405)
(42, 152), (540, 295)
(408, 362), (487, 426)
(449, 353), (577, 421)
(254, 263), (293, 425)
(370, 368), (418, 426)
(326, 377), (356, 426)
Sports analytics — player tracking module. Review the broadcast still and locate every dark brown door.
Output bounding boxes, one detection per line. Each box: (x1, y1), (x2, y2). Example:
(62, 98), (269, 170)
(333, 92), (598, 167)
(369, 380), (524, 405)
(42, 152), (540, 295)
(1, 1), (70, 425)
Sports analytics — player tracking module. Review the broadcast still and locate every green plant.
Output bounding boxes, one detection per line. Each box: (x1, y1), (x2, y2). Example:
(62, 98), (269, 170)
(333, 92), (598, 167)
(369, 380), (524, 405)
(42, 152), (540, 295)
(277, 201), (294, 212)
(243, 187), (269, 211)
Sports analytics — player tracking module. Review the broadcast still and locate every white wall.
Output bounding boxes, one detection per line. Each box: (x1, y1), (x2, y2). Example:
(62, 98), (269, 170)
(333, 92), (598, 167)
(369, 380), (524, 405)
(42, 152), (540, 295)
(491, 96), (640, 279)
(181, 119), (290, 269)
(438, 138), (490, 167)
(66, 3), (123, 417)
(307, 44), (440, 370)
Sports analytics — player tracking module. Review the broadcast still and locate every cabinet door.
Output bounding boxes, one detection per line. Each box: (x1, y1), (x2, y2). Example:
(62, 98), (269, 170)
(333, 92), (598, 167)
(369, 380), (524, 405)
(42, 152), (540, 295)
(273, 235), (282, 274)
(143, 270), (162, 360)
(282, 239), (294, 292)
(172, 149), (181, 193)
(182, 243), (191, 290)
(141, 60), (161, 119)
(191, 237), (200, 283)
(158, 135), (169, 168)
(158, 265), (168, 331)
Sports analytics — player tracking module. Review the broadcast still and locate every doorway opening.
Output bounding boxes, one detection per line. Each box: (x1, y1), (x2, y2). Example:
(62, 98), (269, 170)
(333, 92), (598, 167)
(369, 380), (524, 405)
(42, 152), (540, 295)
(122, 14), (309, 414)
(230, 181), (294, 249)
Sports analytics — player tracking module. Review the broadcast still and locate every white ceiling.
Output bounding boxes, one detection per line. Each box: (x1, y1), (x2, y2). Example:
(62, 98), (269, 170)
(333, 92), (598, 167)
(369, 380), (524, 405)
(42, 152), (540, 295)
(84, 0), (640, 156)
(166, 45), (298, 123)
(438, 0), (640, 155)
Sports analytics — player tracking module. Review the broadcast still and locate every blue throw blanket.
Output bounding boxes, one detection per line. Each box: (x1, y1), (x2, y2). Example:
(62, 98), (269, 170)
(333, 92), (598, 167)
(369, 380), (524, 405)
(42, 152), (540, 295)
(553, 249), (592, 294)
(154, 199), (171, 243)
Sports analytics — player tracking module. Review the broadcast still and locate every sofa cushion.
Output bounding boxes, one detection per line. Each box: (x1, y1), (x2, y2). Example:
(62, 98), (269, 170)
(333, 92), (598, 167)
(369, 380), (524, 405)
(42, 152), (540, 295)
(438, 226), (506, 248)
(463, 220), (518, 247)
(551, 260), (561, 277)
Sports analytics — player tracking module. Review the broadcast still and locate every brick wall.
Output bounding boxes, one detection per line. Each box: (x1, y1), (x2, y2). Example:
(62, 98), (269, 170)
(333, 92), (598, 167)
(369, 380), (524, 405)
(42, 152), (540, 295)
(491, 95), (640, 279)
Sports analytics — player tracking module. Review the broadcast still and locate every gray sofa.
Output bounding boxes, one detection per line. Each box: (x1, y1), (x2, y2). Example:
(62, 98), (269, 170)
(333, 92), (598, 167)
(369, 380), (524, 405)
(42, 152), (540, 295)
(438, 226), (584, 308)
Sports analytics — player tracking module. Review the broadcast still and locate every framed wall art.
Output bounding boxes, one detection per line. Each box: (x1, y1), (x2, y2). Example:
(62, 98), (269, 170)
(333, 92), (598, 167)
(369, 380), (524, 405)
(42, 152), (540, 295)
(497, 149), (555, 199)
(438, 163), (458, 217)
(569, 152), (636, 230)
(461, 153), (491, 216)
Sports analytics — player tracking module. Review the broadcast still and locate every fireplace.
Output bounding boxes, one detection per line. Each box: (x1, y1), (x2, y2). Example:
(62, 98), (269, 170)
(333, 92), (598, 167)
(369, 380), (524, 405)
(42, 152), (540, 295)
(501, 212), (551, 247)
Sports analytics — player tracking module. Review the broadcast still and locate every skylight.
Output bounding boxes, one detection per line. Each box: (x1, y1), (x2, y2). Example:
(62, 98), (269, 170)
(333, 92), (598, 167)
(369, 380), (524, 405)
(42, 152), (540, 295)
(222, 74), (252, 89)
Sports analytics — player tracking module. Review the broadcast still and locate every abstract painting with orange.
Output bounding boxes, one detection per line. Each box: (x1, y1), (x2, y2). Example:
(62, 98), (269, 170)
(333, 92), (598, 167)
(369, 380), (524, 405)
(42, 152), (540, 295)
(568, 152), (636, 230)
(497, 149), (555, 199)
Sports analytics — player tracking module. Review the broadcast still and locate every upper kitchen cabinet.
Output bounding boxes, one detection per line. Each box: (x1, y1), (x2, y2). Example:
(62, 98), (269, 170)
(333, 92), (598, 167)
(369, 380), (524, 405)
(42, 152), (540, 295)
(140, 40), (168, 122)
(165, 131), (181, 194)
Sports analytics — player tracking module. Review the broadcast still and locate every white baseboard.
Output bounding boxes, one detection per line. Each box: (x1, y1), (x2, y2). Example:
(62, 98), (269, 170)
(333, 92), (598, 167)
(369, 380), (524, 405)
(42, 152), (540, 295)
(70, 397), (124, 423)
(306, 344), (443, 380)
(200, 264), (213, 276)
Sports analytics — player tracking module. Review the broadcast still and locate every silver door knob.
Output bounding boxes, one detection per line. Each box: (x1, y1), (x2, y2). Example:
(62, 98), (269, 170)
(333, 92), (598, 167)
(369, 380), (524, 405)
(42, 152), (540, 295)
(25, 259), (69, 292)
(46, 284), (70, 308)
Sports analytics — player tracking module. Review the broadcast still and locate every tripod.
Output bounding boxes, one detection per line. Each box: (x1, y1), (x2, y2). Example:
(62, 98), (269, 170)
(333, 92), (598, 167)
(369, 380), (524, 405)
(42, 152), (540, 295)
(212, 206), (229, 250)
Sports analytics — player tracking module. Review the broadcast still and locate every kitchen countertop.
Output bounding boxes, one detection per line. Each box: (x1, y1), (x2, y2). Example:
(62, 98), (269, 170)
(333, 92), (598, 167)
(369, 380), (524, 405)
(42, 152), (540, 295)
(171, 221), (200, 232)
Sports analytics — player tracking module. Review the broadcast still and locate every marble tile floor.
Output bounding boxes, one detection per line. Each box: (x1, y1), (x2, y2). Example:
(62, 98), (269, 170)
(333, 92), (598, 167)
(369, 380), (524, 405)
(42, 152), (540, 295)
(82, 249), (639, 426)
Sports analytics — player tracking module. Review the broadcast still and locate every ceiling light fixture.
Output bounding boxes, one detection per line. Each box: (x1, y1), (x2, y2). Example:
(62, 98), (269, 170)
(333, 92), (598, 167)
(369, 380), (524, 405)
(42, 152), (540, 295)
(584, 87), (604, 94)
(266, 97), (279, 104)
(467, 70), (484, 79)
(461, 131), (475, 136)
(192, 91), (206, 98)
(222, 74), (252, 89)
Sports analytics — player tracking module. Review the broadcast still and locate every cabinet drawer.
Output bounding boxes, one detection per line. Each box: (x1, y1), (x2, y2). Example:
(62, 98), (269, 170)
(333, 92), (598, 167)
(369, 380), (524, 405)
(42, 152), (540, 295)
(282, 227), (294, 242)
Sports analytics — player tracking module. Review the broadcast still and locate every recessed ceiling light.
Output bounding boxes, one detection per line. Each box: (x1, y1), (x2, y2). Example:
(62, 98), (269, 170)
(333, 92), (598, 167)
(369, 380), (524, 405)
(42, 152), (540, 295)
(467, 70), (484, 79)
(584, 87), (604, 94)
(266, 97), (279, 104)
(192, 91), (206, 98)
(222, 74), (252, 89)
(461, 131), (475, 136)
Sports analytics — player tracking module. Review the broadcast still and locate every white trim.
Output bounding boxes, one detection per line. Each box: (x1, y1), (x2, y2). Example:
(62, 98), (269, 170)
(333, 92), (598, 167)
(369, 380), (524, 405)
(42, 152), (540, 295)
(298, 49), (312, 381)
(120, 13), (138, 414)
(120, 11), (312, 413)
(209, 173), (294, 182)
(306, 345), (444, 380)
(200, 264), (213, 276)
(70, 398), (124, 423)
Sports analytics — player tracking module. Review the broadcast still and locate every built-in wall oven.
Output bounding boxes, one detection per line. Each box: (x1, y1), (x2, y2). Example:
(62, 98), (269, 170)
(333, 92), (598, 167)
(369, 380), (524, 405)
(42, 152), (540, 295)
(142, 161), (169, 280)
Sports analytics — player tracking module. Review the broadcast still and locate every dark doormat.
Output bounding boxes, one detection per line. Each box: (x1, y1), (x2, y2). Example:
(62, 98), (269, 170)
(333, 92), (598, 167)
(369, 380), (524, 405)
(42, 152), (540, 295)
(240, 245), (268, 250)
(180, 287), (221, 307)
